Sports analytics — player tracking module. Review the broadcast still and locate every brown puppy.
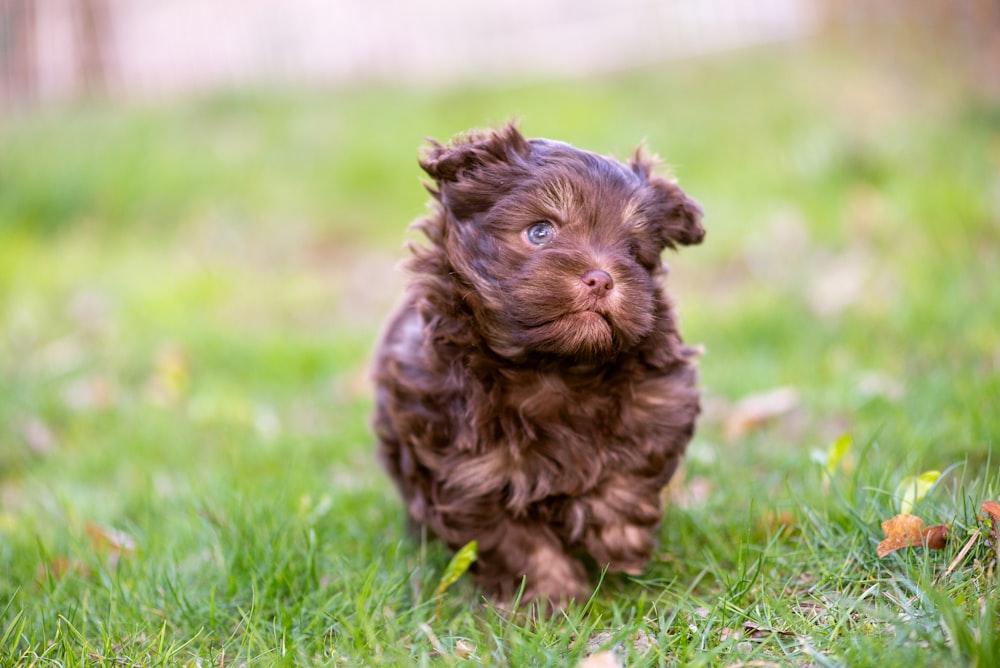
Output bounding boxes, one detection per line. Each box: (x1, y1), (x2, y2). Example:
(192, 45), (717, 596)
(373, 124), (704, 605)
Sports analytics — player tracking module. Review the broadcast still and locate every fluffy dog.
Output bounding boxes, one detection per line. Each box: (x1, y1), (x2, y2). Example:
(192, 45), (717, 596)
(373, 124), (704, 605)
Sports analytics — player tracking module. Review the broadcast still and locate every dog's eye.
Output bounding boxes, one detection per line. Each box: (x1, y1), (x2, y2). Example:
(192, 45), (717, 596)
(525, 221), (556, 246)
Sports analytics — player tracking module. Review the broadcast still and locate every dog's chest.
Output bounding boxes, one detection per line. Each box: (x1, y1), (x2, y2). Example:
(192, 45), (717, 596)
(470, 370), (626, 506)
(503, 371), (617, 431)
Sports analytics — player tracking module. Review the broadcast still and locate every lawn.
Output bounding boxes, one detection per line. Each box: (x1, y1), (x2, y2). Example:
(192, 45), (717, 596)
(1, 41), (999, 666)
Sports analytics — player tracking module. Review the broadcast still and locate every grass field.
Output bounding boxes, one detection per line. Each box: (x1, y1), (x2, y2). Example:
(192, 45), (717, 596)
(2, 41), (999, 666)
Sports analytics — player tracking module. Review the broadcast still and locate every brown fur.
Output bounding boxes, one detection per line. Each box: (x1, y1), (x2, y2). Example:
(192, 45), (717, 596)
(372, 124), (704, 605)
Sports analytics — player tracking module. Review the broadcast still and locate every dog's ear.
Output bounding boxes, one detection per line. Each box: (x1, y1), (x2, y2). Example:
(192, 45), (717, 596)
(419, 123), (531, 184)
(419, 123), (533, 220)
(631, 149), (705, 248)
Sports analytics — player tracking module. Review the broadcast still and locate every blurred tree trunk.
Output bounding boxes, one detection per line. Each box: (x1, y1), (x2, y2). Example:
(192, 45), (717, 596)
(1, 0), (37, 108)
(76, 0), (110, 96)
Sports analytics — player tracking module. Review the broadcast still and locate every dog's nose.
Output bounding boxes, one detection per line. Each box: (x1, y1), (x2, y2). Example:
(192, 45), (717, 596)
(581, 269), (614, 297)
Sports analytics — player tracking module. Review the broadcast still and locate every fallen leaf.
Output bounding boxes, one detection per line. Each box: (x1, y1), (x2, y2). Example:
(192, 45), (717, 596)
(812, 433), (853, 475)
(877, 514), (949, 558)
(759, 511), (797, 538)
(983, 500), (1000, 523)
(85, 522), (137, 567)
(577, 651), (621, 668)
(923, 524), (949, 550)
(434, 540), (477, 618)
(724, 387), (799, 441)
(35, 556), (91, 583)
(453, 639), (476, 659)
(894, 470), (941, 515)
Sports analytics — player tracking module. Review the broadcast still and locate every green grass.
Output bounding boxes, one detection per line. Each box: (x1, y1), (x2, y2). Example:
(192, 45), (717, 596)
(2, 41), (999, 665)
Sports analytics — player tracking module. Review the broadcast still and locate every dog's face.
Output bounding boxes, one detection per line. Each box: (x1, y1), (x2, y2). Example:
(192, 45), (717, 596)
(420, 125), (704, 361)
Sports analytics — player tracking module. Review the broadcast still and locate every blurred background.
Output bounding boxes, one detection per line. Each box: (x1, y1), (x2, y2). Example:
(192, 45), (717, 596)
(1, 0), (999, 562)
(2, 0), (999, 103)
(3, 4), (1000, 662)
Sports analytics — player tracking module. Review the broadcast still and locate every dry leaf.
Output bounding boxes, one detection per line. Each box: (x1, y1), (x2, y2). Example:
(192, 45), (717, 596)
(453, 639), (476, 659)
(877, 513), (949, 558)
(35, 556), (91, 583)
(577, 651), (622, 668)
(724, 387), (799, 441)
(759, 511), (797, 538)
(983, 500), (1000, 523)
(923, 524), (949, 550)
(85, 522), (137, 566)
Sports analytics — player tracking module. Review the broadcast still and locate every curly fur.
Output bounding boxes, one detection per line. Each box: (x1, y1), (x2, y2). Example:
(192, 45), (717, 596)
(372, 123), (705, 604)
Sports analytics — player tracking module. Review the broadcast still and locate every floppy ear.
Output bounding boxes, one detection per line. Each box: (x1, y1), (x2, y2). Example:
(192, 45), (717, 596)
(419, 123), (533, 220)
(419, 122), (531, 183)
(631, 150), (705, 248)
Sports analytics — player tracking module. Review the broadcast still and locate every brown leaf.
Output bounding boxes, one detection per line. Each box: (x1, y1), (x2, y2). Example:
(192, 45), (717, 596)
(453, 639), (475, 659)
(35, 556), (91, 583)
(877, 514), (949, 558)
(759, 511), (797, 538)
(724, 387), (799, 441)
(85, 522), (137, 566)
(923, 524), (949, 550)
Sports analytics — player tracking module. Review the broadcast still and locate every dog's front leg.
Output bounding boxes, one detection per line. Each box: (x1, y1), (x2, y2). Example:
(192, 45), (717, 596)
(577, 474), (664, 576)
(472, 519), (589, 606)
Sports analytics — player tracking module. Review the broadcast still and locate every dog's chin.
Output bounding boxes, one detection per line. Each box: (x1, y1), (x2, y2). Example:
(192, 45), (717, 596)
(520, 310), (621, 360)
